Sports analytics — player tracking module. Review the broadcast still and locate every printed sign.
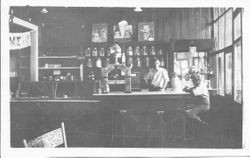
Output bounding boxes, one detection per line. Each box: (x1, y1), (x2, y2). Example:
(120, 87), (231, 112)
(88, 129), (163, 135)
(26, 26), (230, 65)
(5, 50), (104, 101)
(9, 32), (32, 50)
(27, 128), (64, 147)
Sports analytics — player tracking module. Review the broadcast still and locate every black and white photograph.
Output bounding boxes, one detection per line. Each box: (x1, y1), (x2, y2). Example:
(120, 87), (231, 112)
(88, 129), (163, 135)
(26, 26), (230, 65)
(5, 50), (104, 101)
(1, 0), (250, 158)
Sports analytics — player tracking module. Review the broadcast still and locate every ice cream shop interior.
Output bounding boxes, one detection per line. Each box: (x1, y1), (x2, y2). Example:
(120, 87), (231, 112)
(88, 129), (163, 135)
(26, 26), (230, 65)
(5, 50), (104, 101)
(9, 6), (243, 148)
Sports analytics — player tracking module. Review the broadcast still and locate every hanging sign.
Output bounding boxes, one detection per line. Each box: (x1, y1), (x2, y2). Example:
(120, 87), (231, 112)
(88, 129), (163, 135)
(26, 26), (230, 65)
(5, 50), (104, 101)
(9, 32), (32, 50)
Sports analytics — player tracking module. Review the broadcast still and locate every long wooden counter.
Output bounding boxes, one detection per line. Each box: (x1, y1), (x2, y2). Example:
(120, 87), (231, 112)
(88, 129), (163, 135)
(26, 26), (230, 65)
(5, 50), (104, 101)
(10, 89), (197, 147)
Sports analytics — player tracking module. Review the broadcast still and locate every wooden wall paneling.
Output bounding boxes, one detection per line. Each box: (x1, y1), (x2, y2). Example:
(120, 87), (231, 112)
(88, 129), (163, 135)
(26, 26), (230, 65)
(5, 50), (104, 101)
(37, 8), (212, 54)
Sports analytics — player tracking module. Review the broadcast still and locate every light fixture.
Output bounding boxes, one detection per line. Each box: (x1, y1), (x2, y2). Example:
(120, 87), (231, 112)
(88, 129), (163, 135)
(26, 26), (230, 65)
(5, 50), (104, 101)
(134, 7), (142, 12)
(41, 8), (48, 14)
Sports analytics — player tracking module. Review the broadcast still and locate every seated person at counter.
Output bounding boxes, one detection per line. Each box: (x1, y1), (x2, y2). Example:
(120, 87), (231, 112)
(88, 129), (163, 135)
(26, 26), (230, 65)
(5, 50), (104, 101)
(144, 57), (169, 91)
(183, 73), (210, 124)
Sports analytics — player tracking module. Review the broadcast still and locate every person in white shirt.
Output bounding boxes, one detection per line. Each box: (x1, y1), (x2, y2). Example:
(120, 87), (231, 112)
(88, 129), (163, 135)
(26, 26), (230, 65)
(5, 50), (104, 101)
(144, 57), (169, 91)
(183, 73), (210, 124)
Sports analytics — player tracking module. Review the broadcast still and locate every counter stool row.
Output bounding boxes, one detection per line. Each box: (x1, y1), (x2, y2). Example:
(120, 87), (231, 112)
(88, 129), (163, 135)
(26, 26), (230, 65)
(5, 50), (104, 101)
(111, 108), (199, 147)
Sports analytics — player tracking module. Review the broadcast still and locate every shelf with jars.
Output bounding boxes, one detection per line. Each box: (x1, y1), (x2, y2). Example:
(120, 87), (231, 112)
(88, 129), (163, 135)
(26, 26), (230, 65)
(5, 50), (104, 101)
(38, 55), (83, 82)
(82, 42), (169, 89)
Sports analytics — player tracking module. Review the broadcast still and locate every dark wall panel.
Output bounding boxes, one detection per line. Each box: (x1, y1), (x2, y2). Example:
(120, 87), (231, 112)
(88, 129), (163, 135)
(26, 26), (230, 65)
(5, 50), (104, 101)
(36, 8), (211, 53)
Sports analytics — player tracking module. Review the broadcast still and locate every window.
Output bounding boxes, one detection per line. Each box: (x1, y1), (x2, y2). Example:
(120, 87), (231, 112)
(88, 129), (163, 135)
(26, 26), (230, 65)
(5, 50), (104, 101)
(234, 12), (241, 40)
(234, 41), (242, 103)
(218, 16), (225, 50)
(217, 53), (224, 96)
(225, 53), (232, 95)
(214, 21), (219, 50)
(225, 10), (233, 47)
(208, 55), (217, 89)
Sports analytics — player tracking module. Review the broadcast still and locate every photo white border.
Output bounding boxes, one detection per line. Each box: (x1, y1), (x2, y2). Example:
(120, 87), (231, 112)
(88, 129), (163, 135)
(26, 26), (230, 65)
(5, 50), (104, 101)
(2, 0), (250, 157)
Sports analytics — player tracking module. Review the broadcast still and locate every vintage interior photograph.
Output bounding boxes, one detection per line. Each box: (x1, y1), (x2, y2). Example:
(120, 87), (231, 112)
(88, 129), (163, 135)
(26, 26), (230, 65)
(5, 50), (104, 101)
(8, 6), (243, 148)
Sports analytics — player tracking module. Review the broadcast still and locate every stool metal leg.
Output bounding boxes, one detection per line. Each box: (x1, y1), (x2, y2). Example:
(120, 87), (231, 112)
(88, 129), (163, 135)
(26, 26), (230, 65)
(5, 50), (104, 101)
(120, 109), (127, 146)
(148, 113), (151, 147)
(157, 110), (166, 148)
(111, 110), (116, 146)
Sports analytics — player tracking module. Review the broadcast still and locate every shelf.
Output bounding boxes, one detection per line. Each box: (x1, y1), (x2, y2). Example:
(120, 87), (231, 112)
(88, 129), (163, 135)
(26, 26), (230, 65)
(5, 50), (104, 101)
(39, 67), (80, 70)
(38, 55), (78, 59)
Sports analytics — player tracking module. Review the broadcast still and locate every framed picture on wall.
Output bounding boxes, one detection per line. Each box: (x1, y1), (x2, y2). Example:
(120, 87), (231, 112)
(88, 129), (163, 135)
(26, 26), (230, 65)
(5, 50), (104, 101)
(113, 20), (133, 42)
(138, 22), (154, 41)
(92, 23), (108, 43)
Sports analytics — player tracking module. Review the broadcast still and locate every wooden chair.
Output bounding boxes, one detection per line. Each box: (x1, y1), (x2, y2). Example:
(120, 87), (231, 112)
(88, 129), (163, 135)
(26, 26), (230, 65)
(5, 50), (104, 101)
(23, 122), (67, 148)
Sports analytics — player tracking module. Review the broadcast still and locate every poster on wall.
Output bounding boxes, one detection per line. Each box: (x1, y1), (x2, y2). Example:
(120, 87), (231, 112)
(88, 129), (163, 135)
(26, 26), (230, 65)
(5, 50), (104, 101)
(113, 20), (133, 42)
(138, 22), (154, 41)
(92, 23), (108, 43)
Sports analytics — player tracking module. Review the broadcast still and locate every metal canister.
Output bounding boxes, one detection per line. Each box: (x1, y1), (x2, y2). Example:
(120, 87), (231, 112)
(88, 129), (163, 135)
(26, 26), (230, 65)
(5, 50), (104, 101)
(125, 77), (132, 93)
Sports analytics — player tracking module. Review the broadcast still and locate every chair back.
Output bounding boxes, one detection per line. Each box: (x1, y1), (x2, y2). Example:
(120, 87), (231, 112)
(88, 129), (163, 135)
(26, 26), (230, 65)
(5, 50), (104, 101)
(23, 122), (67, 148)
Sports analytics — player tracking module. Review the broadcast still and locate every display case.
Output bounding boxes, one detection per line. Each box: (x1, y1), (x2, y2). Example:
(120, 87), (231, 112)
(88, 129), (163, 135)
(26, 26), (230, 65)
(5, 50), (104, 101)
(38, 55), (83, 82)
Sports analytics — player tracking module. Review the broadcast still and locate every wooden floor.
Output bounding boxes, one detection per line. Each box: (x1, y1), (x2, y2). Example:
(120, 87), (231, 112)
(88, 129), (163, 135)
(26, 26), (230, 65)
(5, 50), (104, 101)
(10, 96), (242, 148)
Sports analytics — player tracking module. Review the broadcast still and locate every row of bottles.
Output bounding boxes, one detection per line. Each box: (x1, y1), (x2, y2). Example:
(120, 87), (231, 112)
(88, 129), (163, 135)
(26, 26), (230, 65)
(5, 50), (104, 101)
(40, 72), (78, 82)
(84, 46), (163, 57)
(85, 56), (165, 68)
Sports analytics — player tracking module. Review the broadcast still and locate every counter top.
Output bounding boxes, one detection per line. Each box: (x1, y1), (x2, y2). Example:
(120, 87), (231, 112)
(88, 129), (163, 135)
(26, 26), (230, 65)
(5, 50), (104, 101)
(93, 89), (189, 96)
(10, 89), (191, 102)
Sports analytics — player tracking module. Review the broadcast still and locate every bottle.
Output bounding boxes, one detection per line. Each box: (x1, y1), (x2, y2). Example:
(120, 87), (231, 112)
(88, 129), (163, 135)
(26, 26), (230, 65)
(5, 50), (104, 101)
(143, 46), (148, 56)
(92, 47), (97, 56)
(127, 46), (133, 56)
(127, 57), (133, 67)
(121, 52), (126, 64)
(96, 58), (102, 68)
(150, 46), (156, 55)
(160, 57), (165, 67)
(85, 48), (91, 56)
(145, 57), (150, 67)
(87, 58), (92, 68)
(136, 57), (141, 67)
(134, 46), (140, 56)
(157, 48), (163, 55)
(99, 48), (105, 56)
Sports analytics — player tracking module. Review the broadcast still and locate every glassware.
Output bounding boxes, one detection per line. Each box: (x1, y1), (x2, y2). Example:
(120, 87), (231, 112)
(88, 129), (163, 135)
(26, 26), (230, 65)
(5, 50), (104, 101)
(92, 47), (98, 56)
(99, 47), (105, 56)
(142, 46), (148, 56)
(85, 47), (91, 56)
(150, 46), (156, 55)
(134, 46), (140, 56)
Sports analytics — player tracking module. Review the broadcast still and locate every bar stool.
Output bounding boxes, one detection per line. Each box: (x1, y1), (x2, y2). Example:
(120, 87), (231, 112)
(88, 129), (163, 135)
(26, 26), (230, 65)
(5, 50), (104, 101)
(173, 110), (196, 147)
(111, 109), (128, 146)
(148, 109), (167, 147)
